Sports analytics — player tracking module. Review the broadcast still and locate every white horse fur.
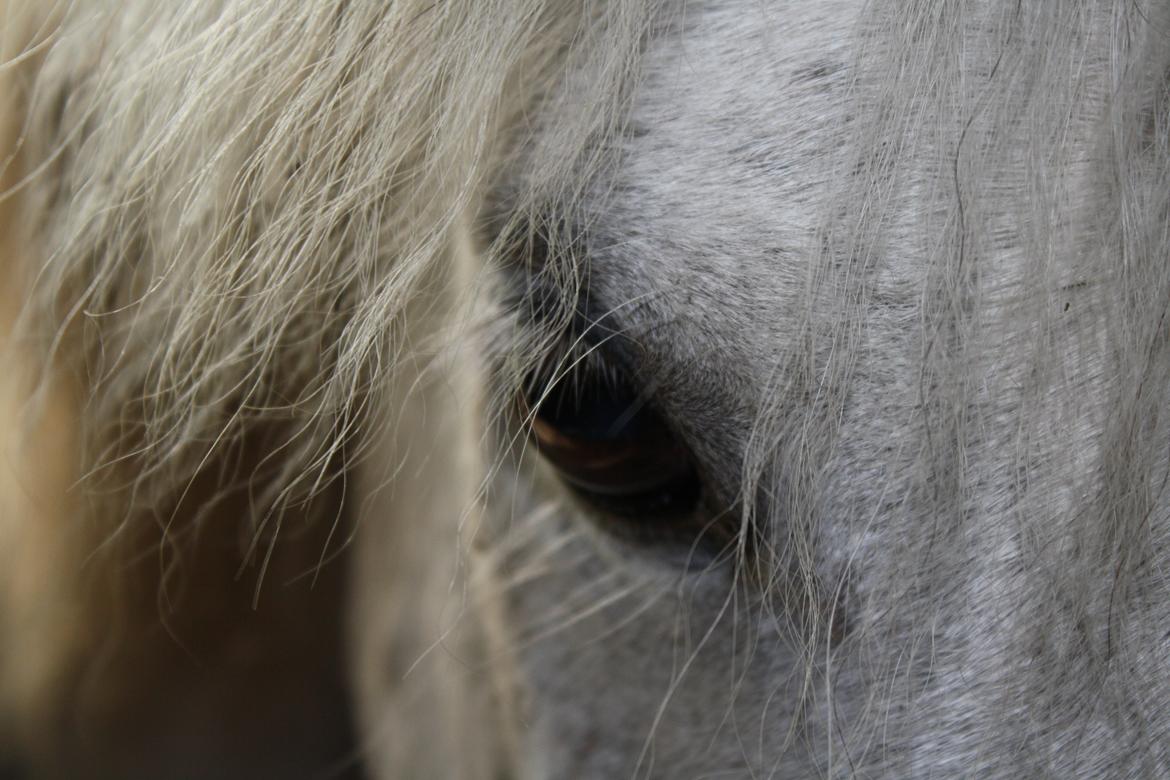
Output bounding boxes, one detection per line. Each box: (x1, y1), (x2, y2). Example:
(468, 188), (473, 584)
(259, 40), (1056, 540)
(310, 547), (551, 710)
(2, 0), (1170, 777)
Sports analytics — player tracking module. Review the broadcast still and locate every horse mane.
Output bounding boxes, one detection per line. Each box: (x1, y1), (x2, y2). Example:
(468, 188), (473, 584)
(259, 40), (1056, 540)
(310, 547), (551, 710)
(1, 1), (648, 770)
(3, 0), (1170, 774)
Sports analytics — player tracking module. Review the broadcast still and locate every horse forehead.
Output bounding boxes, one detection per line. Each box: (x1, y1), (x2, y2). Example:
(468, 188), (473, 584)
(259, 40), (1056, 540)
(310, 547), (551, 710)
(586, 0), (865, 380)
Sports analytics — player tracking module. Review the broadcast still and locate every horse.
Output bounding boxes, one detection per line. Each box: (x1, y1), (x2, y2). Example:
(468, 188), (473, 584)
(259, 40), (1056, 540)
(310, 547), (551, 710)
(2, 0), (1170, 777)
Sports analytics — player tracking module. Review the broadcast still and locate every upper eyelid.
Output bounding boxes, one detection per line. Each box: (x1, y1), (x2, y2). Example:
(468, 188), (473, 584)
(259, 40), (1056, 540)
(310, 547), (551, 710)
(507, 266), (641, 370)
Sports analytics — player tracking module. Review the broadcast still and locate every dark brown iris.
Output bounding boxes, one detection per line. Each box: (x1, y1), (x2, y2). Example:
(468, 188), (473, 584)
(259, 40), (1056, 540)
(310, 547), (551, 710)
(524, 366), (701, 520)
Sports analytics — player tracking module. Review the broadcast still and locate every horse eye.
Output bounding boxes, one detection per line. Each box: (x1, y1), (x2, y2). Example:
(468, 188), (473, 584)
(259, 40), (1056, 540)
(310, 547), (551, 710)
(523, 363), (701, 522)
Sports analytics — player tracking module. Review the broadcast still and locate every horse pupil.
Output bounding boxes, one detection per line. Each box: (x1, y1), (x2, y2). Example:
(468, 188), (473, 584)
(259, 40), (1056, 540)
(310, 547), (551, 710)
(526, 364), (701, 520)
(537, 370), (641, 440)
